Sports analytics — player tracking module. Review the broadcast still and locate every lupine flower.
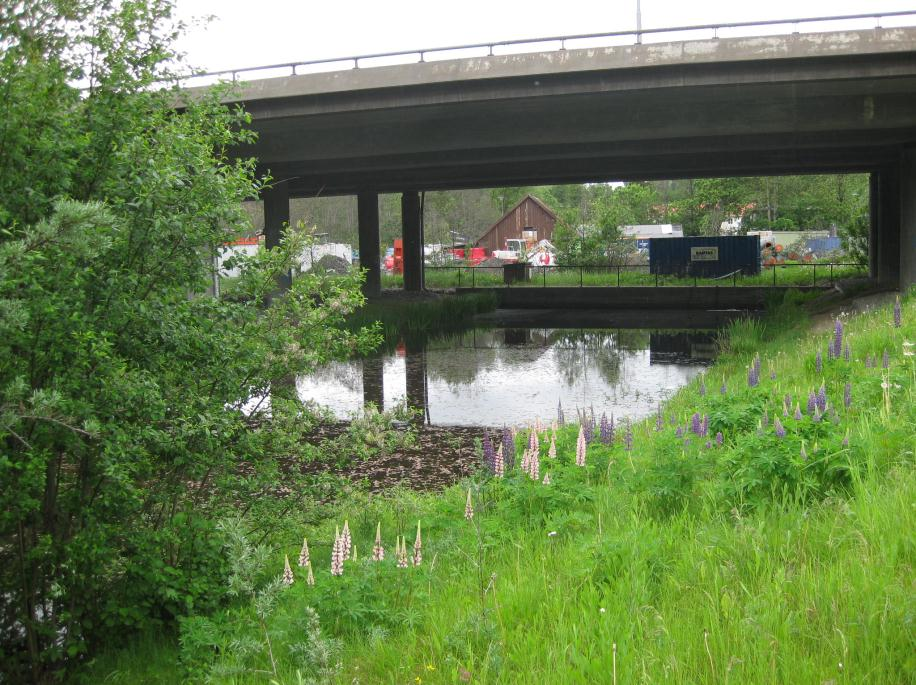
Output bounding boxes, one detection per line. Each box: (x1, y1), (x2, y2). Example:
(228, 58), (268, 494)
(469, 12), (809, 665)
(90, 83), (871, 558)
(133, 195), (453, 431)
(528, 450), (540, 481)
(624, 420), (633, 451)
(341, 520), (352, 560)
(396, 536), (408, 568)
(482, 431), (494, 471)
(812, 406), (822, 423)
(774, 417), (786, 438)
(834, 319), (843, 357)
(701, 414), (709, 437)
(548, 436), (556, 459)
(882, 349), (889, 369)
(691, 412), (701, 435)
(762, 409), (769, 429)
(894, 296), (902, 328)
(600, 413), (611, 444)
(528, 427), (539, 455)
(815, 351), (822, 374)
(557, 399), (565, 426)
(699, 379), (706, 396)
(794, 404), (803, 421)
(542, 472), (551, 485)
(520, 448), (531, 474)
(807, 392), (816, 415)
(494, 444), (504, 477)
(282, 554), (295, 586)
(842, 432), (849, 448)
(465, 489), (474, 520)
(716, 431), (723, 446)
(816, 385), (827, 413)
(747, 365), (759, 388)
(373, 522), (385, 561)
(675, 425), (684, 438)
(331, 527), (344, 576)
(306, 563), (315, 586)
(704, 440), (712, 449)
(575, 425), (587, 467)
(720, 381), (727, 395)
(844, 382), (851, 409)
(800, 444), (808, 461)
(844, 342), (851, 362)
(502, 428), (514, 469)
(412, 521), (422, 567)
(298, 537), (311, 568)
(784, 393), (793, 410)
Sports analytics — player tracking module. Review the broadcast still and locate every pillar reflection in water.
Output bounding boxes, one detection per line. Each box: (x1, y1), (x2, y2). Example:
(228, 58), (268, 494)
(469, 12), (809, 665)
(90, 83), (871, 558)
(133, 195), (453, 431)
(404, 340), (429, 424)
(361, 357), (384, 411)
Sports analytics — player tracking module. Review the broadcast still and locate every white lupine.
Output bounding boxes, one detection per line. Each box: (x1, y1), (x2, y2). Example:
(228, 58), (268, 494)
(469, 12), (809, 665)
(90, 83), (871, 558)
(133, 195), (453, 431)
(548, 436), (556, 458)
(464, 488), (474, 520)
(341, 520), (352, 560)
(372, 522), (385, 561)
(282, 554), (294, 586)
(412, 521), (422, 567)
(331, 526), (344, 576)
(298, 537), (310, 568)
(306, 563), (315, 586)
(542, 472), (551, 485)
(494, 444), (504, 477)
(576, 424), (587, 466)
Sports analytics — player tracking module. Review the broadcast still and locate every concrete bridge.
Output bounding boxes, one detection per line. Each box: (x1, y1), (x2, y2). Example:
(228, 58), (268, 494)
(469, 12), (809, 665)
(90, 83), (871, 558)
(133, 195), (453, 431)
(196, 14), (916, 296)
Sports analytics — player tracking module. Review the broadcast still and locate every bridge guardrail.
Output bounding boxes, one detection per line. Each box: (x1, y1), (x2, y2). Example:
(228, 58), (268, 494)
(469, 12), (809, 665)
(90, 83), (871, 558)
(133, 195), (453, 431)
(180, 11), (916, 86)
(421, 262), (867, 289)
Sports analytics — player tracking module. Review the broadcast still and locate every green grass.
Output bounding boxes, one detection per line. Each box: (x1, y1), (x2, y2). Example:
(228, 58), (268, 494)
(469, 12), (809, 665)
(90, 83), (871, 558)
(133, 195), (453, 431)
(410, 263), (866, 289)
(83, 290), (915, 684)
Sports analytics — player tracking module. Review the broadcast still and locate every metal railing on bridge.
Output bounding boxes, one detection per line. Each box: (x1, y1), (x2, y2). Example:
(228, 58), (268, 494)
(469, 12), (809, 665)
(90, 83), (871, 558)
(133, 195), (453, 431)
(420, 262), (866, 290)
(181, 11), (916, 86)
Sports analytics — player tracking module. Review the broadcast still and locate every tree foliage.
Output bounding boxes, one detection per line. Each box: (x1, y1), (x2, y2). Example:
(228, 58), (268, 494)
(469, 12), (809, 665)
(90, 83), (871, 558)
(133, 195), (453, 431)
(0, 1), (376, 679)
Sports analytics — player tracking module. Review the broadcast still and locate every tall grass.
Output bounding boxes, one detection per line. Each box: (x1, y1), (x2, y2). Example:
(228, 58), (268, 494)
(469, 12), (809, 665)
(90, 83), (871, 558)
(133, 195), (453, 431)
(84, 290), (915, 684)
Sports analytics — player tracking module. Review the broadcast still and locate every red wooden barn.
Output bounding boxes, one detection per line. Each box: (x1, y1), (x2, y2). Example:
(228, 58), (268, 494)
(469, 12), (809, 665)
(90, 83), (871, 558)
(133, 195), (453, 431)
(474, 194), (557, 254)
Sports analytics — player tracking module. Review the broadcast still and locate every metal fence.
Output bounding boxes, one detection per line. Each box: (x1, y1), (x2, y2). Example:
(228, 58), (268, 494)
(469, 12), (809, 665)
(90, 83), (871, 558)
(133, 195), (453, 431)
(422, 262), (866, 289)
(180, 11), (916, 86)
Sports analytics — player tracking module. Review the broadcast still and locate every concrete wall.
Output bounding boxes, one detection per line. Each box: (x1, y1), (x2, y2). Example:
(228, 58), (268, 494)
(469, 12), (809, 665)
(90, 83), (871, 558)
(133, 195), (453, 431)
(467, 286), (829, 310)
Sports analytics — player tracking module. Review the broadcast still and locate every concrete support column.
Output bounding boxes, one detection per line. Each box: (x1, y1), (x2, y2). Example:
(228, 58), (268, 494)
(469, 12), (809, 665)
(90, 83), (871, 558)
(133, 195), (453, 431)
(901, 147), (916, 290)
(357, 191), (381, 297)
(869, 172), (879, 279)
(872, 165), (902, 288)
(401, 191), (424, 291)
(263, 180), (292, 293)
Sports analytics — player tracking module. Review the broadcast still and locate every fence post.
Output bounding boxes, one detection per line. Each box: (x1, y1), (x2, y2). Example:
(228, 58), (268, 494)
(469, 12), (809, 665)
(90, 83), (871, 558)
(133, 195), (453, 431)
(458, 268), (461, 288)
(830, 263), (833, 284)
(773, 265), (776, 287)
(733, 271), (737, 287)
(580, 265), (583, 288)
(812, 264), (816, 287)
(655, 271), (659, 287)
(472, 267), (475, 288)
(543, 266), (546, 287)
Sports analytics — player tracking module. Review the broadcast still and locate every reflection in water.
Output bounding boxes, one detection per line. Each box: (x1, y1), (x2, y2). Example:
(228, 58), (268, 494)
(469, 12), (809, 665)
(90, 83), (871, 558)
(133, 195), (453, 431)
(297, 328), (716, 427)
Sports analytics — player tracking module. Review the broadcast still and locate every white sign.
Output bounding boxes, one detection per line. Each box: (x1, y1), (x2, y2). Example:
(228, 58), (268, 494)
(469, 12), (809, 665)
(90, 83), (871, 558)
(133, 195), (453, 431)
(690, 247), (719, 261)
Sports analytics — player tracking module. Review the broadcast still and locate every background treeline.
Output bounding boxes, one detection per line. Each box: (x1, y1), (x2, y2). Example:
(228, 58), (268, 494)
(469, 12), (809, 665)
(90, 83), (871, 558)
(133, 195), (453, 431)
(243, 174), (869, 250)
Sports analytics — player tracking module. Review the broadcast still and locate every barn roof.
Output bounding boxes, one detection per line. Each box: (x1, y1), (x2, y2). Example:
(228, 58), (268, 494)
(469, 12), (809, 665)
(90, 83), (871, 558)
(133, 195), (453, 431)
(477, 194), (557, 242)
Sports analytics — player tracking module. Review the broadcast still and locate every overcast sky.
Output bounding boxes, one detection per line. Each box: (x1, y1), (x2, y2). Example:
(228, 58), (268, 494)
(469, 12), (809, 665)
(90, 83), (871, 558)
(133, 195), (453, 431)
(173, 0), (916, 75)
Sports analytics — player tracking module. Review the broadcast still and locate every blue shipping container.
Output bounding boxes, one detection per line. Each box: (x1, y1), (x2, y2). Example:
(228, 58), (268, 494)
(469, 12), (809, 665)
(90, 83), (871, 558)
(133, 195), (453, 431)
(649, 236), (760, 278)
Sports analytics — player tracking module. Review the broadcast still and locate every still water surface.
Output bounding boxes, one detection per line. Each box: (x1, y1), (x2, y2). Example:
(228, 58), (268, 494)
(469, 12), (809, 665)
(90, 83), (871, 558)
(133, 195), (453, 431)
(298, 328), (716, 427)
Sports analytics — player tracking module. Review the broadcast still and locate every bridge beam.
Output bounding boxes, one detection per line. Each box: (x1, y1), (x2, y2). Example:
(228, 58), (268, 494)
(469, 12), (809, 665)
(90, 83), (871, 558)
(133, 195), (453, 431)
(263, 180), (292, 294)
(357, 191), (381, 297)
(901, 147), (916, 289)
(401, 191), (424, 291)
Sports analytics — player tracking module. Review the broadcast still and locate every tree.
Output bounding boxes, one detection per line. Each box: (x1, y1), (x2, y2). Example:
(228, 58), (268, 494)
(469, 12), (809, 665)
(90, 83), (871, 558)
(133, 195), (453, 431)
(0, 2), (377, 679)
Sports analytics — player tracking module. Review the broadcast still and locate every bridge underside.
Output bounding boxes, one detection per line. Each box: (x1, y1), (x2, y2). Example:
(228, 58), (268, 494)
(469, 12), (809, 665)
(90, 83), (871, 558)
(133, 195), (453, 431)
(232, 29), (916, 294)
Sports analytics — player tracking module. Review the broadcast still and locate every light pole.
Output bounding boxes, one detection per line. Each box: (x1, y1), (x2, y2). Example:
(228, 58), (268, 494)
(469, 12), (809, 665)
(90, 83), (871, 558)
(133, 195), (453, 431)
(636, 0), (642, 44)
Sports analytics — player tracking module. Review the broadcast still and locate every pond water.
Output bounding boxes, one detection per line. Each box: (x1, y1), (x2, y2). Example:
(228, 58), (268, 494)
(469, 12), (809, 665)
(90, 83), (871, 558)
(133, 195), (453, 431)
(297, 328), (716, 427)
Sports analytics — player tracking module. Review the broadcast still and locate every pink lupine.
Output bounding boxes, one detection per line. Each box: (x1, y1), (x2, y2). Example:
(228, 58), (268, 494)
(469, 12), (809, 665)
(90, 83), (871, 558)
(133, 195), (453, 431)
(528, 450), (540, 481)
(282, 554), (294, 586)
(396, 536), (408, 568)
(528, 427), (539, 455)
(575, 425), (587, 467)
(412, 521), (422, 567)
(331, 527), (344, 576)
(542, 472), (551, 485)
(341, 520), (352, 560)
(372, 522), (385, 561)
(298, 537), (311, 568)
(548, 436), (556, 459)
(520, 448), (531, 474)
(494, 444), (505, 477)
(464, 489), (474, 521)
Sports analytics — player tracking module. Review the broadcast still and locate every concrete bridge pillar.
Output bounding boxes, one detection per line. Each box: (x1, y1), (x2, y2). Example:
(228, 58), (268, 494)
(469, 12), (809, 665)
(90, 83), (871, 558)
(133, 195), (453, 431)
(901, 147), (916, 290)
(357, 191), (381, 297)
(870, 166), (902, 288)
(401, 191), (424, 291)
(263, 180), (292, 294)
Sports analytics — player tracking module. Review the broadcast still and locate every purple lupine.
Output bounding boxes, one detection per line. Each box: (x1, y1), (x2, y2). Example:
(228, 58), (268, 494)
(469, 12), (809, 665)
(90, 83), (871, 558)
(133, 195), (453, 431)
(844, 342), (851, 362)
(812, 407), (822, 423)
(747, 365), (759, 388)
(699, 379), (706, 396)
(701, 414), (709, 437)
(794, 404), (802, 421)
(774, 417), (786, 438)
(502, 428), (515, 469)
(720, 381), (727, 395)
(600, 413), (612, 444)
(704, 440), (712, 449)
(826, 344), (833, 361)
(691, 412), (702, 436)
(784, 393), (793, 410)
(807, 392), (817, 415)
(894, 296), (902, 328)
(844, 382), (851, 409)
(715, 431), (723, 446)
(834, 318), (844, 357)
(482, 431), (494, 472)
(882, 349), (889, 369)
(816, 385), (827, 413)
(815, 351), (822, 374)
(624, 420), (633, 451)
(675, 425), (684, 438)
(557, 399), (565, 426)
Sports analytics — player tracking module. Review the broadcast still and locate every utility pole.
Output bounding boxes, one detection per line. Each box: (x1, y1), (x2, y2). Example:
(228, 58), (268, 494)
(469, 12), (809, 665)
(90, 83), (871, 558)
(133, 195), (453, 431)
(636, 0), (643, 44)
